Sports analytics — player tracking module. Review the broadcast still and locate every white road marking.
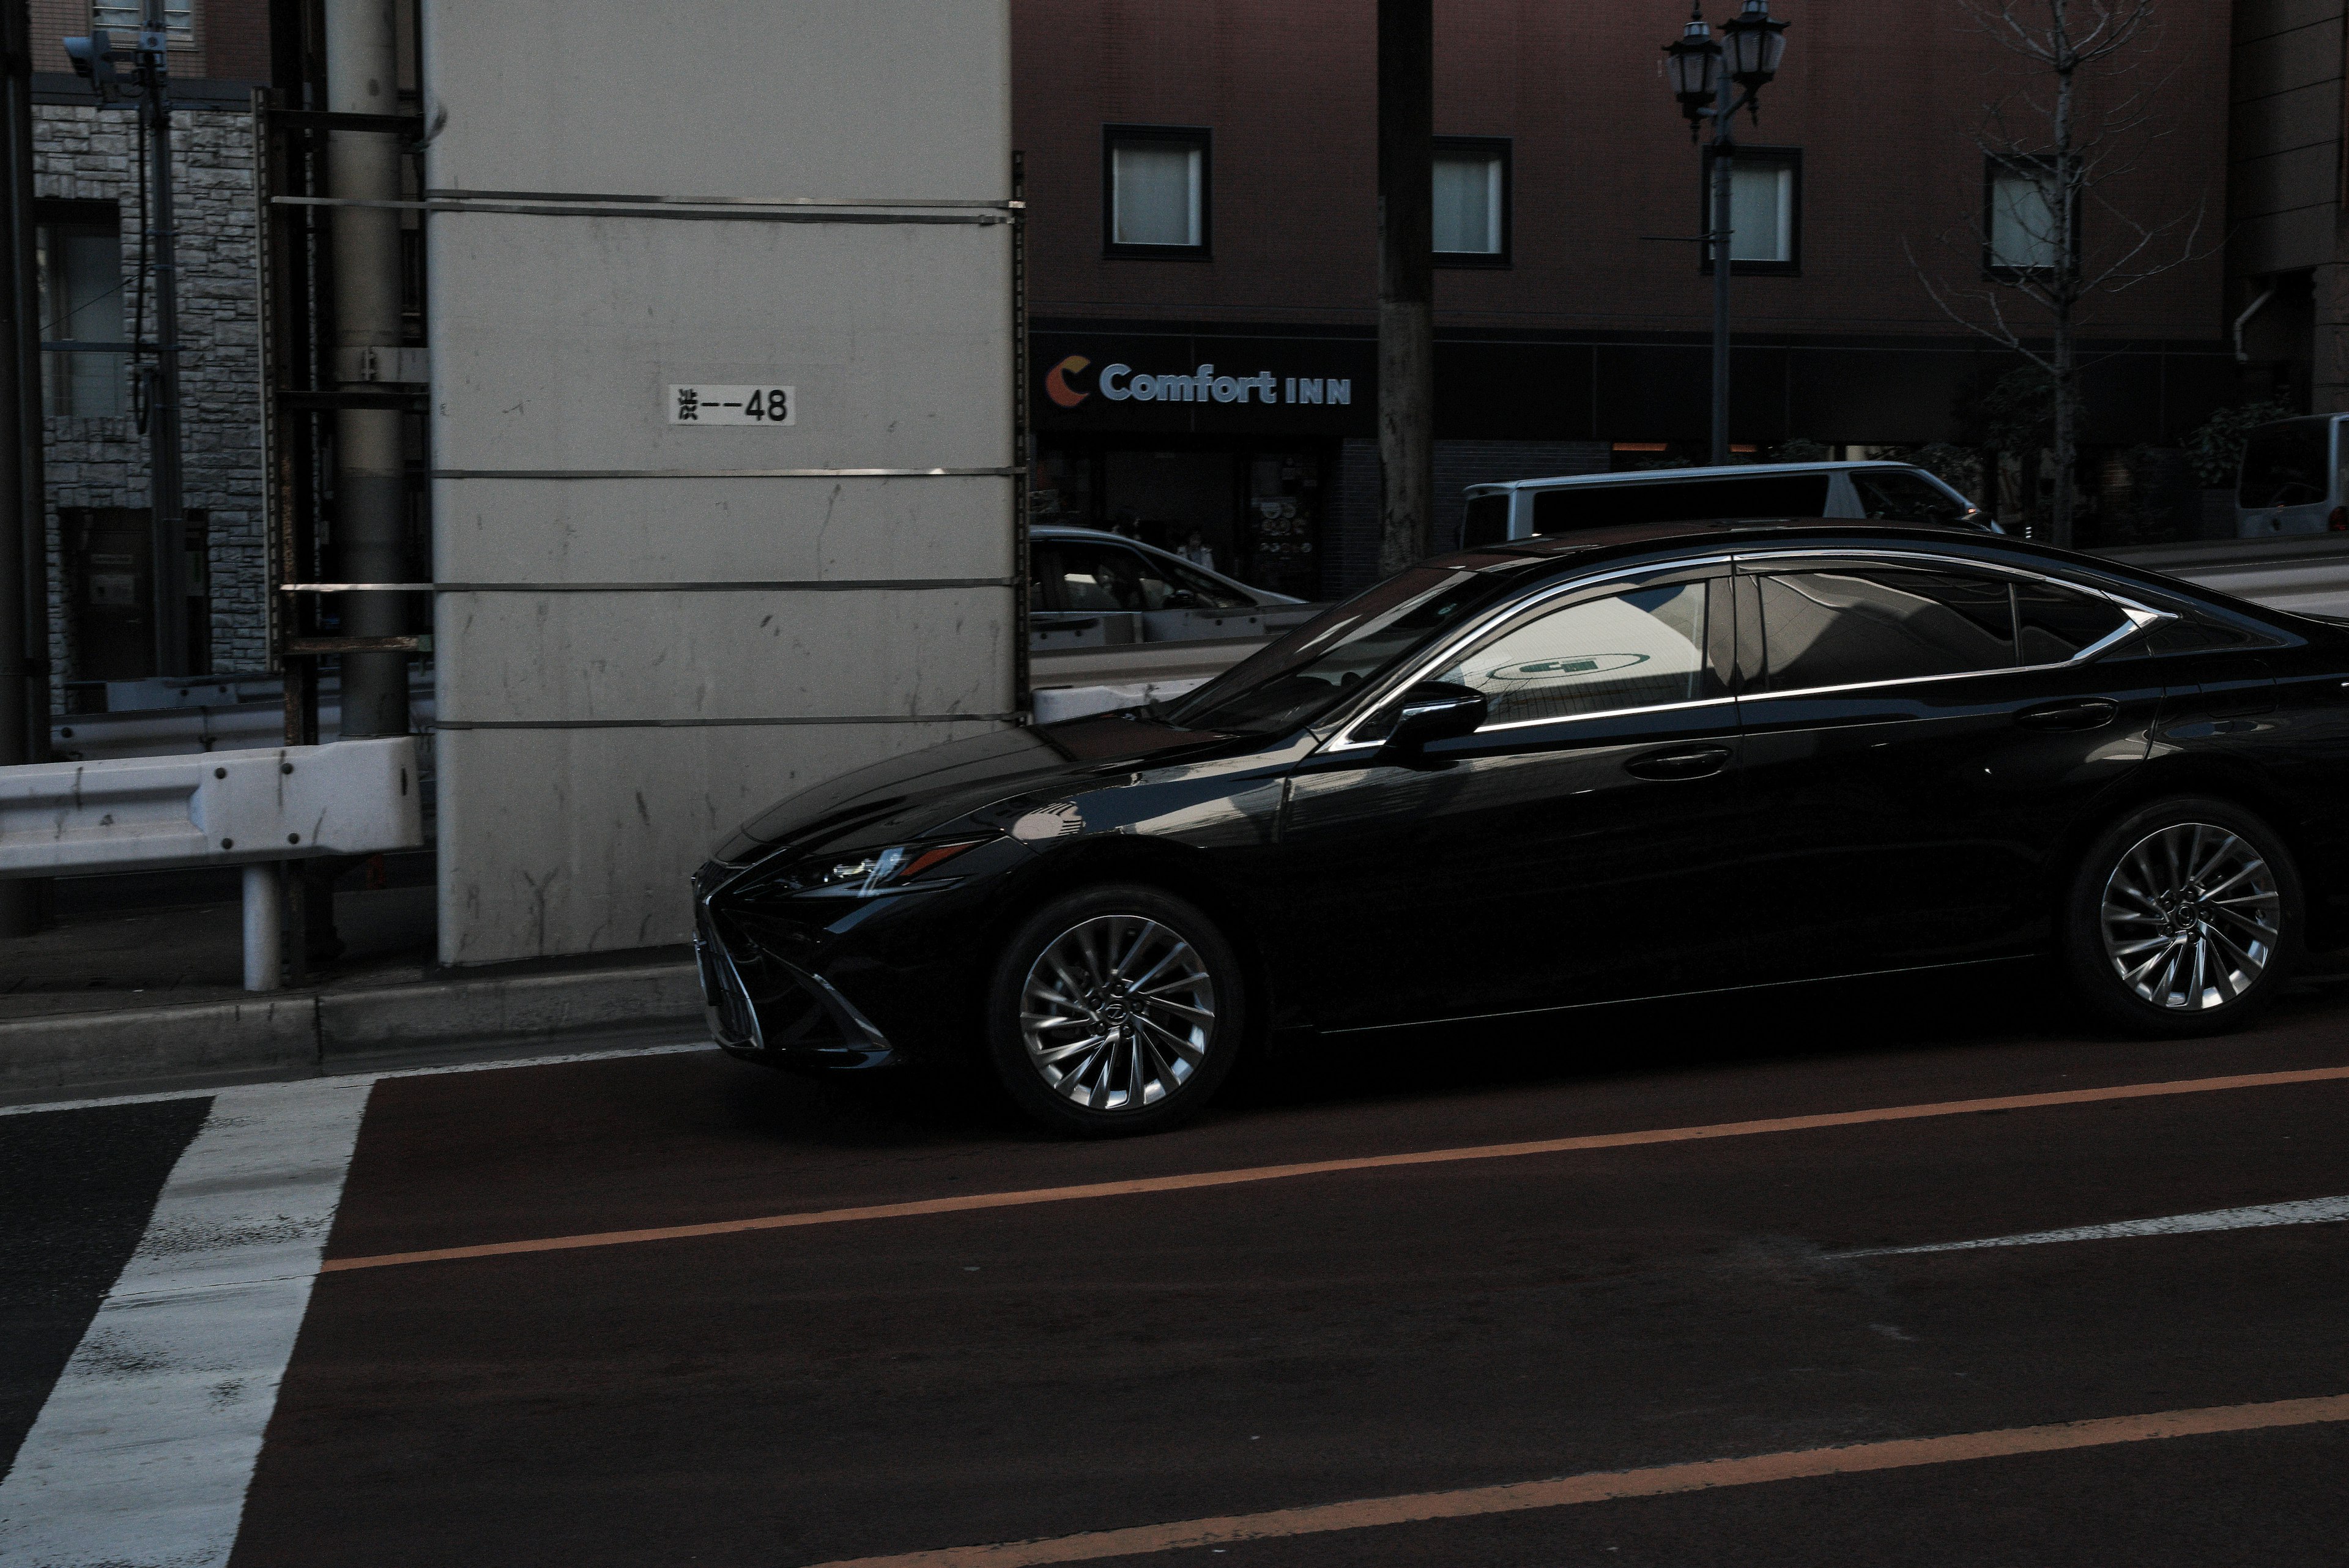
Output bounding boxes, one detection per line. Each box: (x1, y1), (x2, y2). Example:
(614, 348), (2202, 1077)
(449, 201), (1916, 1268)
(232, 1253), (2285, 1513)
(0, 1038), (718, 1117)
(0, 1078), (374, 1568)
(1852, 1194), (2349, 1257)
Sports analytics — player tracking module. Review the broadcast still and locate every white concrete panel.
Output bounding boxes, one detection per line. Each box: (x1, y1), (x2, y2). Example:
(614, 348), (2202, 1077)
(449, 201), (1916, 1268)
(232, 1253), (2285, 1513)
(432, 474), (1014, 584)
(436, 721), (1001, 964)
(436, 589), (1012, 724)
(425, 1), (1009, 202)
(421, 0), (1014, 964)
(428, 215), (1011, 473)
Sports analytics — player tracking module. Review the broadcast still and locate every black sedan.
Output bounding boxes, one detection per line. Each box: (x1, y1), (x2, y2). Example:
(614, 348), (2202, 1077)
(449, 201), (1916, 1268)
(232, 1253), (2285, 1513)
(692, 521), (2349, 1135)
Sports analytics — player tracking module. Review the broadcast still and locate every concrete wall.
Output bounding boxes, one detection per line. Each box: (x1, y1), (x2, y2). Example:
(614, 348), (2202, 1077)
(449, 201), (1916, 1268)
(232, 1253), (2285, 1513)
(423, 0), (1016, 965)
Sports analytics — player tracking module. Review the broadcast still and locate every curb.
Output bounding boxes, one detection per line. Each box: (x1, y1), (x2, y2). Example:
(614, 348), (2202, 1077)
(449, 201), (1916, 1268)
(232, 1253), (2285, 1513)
(0, 962), (703, 1099)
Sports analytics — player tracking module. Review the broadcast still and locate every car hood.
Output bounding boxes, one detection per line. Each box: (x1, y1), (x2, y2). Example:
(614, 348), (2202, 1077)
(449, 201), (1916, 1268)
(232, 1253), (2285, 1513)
(713, 715), (1246, 864)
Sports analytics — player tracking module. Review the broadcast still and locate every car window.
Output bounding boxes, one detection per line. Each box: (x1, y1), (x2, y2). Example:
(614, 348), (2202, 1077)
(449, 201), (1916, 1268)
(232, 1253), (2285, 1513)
(2016, 581), (2131, 663)
(1430, 582), (1712, 726)
(2239, 423), (2331, 509)
(1532, 474), (1830, 533)
(1461, 493), (1511, 548)
(1132, 549), (1256, 611)
(1045, 541), (1148, 612)
(1163, 566), (1521, 736)
(1849, 469), (1974, 526)
(1758, 567), (2017, 691)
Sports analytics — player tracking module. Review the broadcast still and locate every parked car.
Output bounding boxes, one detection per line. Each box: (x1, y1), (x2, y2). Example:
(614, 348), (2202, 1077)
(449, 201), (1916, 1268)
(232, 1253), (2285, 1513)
(1028, 525), (1315, 651)
(2236, 414), (2349, 538)
(696, 519), (2349, 1135)
(1461, 460), (1993, 545)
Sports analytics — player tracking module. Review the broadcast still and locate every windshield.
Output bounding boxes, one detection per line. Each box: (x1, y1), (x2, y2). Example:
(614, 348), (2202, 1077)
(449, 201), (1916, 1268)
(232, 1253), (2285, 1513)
(1162, 564), (1521, 735)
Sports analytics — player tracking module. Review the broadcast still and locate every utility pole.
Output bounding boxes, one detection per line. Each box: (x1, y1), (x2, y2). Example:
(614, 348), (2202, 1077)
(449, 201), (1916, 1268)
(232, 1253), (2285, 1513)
(140, 0), (187, 673)
(62, 8), (190, 675)
(1707, 67), (1734, 466)
(1, 0), (45, 936)
(1375, 0), (1433, 576)
(325, 0), (409, 740)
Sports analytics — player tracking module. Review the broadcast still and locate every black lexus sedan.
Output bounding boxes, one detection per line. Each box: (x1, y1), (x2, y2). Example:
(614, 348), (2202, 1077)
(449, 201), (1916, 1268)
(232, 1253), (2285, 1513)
(692, 521), (2349, 1136)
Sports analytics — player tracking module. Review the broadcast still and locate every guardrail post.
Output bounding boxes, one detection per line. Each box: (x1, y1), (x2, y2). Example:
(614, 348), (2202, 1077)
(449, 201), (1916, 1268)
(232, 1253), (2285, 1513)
(242, 862), (283, 992)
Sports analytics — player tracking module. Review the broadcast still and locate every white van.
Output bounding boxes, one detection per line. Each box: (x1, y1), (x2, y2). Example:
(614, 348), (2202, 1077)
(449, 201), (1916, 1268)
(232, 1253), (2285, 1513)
(1461, 459), (1992, 546)
(2235, 415), (2349, 538)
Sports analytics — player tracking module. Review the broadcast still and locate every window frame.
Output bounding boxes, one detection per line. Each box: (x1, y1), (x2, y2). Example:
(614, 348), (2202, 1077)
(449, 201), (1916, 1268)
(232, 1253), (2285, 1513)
(1734, 551), (2164, 702)
(1431, 135), (1512, 269)
(1319, 558), (1739, 754)
(1102, 124), (1213, 261)
(91, 1), (195, 48)
(1981, 153), (2079, 281)
(1699, 144), (1802, 277)
(34, 198), (127, 418)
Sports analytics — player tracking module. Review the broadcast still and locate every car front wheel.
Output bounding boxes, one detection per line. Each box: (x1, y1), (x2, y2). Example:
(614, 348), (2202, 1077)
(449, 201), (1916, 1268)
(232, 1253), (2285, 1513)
(985, 883), (1244, 1136)
(2062, 797), (2302, 1037)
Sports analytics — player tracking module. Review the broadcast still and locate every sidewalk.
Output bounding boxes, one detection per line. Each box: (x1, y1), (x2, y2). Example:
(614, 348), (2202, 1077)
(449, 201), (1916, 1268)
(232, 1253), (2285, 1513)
(0, 862), (704, 1104)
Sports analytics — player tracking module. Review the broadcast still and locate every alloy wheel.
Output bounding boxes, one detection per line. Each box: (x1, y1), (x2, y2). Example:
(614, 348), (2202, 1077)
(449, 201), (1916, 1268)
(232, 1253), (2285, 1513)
(1019, 915), (1217, 1111)
(2099, 822), (2281, 1011)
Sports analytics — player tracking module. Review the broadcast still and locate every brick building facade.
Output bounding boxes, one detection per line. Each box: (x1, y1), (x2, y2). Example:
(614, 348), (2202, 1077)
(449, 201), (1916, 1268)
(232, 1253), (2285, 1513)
(1017, 0), (2239, 596)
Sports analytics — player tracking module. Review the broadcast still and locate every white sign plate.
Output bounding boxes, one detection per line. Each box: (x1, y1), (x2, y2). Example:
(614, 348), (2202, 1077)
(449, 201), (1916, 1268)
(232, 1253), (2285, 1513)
(669, 385), (796, 426)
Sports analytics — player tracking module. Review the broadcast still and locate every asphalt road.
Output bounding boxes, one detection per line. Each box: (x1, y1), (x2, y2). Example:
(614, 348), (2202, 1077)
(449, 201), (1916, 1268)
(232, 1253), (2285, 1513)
(6, 964), (2349, 1567)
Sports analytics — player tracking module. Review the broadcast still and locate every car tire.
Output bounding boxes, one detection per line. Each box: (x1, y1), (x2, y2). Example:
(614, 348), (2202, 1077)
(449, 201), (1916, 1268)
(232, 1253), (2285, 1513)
(2060, 797), (2303, 1038)
(984, 883), (1245, 1137)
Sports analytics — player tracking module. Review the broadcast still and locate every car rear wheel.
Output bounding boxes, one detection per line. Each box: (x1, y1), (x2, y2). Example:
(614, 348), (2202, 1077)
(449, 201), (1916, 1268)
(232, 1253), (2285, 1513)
(2061, 797), (2302, 1038)
(985, 883), (1244, 1136)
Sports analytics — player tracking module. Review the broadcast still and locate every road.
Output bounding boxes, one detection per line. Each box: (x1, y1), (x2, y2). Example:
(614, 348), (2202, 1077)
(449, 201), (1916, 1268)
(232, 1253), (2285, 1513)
(4, 963), (2347, 1567)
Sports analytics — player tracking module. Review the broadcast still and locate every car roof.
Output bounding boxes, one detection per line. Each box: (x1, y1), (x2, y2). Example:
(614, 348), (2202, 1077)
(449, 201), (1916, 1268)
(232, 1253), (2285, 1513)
(1468, 461), (1938, 493)
(1439, 518), (2154, 585)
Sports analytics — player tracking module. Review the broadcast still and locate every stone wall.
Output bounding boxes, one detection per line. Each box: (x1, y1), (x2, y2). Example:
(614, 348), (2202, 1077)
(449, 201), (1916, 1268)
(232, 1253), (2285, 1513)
(34, 98), (265, 698)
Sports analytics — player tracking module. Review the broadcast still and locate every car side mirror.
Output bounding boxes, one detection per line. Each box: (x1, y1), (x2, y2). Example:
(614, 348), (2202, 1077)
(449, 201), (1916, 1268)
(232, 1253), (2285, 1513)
(1379, 682), (1487, 752)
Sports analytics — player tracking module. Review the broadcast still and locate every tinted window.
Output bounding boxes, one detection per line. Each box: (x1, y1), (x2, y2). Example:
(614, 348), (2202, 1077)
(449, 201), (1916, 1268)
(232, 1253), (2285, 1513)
(1461, 493), (1511, 548)
(2148, 617), (2274, 655)
(1759, 568), (2016, 691)
(1033, 542), (1139, 611)
(1849, 469), (1976, 527)
(2238, 422), (2331, 508)
(2016, 581), (2130, 663)
(1532, 474), (1830, 533)
(1164, 567), (1517, 736)
(1132, 549), (1256, 611)
(1432, 582), (1712, 726)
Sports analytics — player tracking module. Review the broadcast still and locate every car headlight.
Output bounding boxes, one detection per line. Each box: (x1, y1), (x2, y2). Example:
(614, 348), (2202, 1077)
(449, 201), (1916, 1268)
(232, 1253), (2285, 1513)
(760, 838), (992, 899)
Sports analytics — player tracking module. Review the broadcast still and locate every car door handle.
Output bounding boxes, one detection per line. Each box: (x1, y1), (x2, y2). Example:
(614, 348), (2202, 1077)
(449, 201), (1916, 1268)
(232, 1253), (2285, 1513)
(2014, 699), (2120, 732)
(1624, 745), (1732, 781)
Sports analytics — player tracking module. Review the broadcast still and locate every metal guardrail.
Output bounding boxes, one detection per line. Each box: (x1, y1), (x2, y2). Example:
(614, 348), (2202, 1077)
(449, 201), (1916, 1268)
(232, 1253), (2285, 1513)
(0, 739), (426, 991)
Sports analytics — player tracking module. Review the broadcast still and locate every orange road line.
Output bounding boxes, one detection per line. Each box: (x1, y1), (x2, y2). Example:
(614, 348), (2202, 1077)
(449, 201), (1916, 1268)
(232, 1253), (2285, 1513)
(319, 1062), (2349, 1275)
(796, 1393), (2349, 1568)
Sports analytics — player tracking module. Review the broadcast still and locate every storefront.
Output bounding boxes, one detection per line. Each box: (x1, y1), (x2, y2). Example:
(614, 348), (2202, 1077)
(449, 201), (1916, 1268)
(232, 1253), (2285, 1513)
(1031, 329), (1376, 601)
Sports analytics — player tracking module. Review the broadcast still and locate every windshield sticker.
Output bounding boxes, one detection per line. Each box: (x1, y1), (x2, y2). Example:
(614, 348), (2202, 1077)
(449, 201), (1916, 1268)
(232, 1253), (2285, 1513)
(1488, 653), (1650, 681)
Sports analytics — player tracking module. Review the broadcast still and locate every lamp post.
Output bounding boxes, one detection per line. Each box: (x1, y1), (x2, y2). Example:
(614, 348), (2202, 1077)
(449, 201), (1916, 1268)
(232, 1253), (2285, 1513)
(1664, 1), (1789, 466)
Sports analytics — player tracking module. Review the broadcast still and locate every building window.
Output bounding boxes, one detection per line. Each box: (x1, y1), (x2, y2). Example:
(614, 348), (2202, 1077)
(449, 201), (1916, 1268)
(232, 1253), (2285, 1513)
(1701, 147), (1801, 275)
(1984, 155), (2070, 277)
(1104, 125), (1210, 258)
(91, 2), (193, 45)
(37, 206), (127, 418)
(1433, 136), (1510, 266)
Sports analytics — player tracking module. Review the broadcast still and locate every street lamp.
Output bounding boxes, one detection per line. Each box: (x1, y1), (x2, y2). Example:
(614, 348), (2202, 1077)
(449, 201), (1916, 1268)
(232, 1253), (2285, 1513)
(1661, 2), (1792, 465)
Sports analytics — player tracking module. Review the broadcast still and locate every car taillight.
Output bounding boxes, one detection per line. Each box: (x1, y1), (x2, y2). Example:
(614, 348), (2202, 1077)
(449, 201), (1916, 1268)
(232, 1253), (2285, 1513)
(2331, 507), (2347, 532)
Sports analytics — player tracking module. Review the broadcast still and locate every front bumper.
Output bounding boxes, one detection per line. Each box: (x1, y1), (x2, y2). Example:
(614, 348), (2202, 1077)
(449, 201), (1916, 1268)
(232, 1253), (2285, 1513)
(689, 847), (1023, 1071)
(692, 901), (903, 1069)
